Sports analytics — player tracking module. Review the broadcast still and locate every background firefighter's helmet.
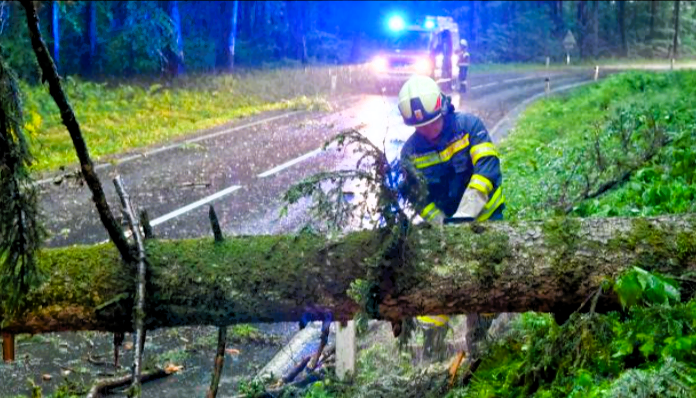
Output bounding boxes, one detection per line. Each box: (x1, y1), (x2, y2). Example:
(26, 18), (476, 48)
(460, 39), (468, 48)
(398, 75), (446, 127)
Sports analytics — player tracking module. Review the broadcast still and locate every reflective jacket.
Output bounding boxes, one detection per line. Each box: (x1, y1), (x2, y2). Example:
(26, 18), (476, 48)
(399, 110), (505, 221)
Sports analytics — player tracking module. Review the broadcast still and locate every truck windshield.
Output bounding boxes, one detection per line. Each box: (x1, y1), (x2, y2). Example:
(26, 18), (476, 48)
(388, 30), (431, 51)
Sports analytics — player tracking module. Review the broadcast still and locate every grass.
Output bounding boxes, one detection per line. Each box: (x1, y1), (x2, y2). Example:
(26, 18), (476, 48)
(498, 69), (696, 220)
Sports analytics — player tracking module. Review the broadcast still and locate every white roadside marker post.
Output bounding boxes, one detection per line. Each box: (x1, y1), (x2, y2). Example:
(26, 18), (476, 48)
(336, 321), (356, 381)
(594, 65), (599, 81)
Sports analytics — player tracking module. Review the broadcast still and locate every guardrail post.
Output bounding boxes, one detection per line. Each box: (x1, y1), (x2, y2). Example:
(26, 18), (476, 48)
(545, 77), (550, 95)
(546, 56), (550, 68)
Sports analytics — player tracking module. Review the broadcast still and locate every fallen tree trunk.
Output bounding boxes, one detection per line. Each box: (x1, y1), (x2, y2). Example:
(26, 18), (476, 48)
(1, 215), (695, 334)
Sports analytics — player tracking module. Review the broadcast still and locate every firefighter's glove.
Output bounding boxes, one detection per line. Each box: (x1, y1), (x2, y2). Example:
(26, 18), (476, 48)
(429, 211), (445, 226)
(452, 188), (488, 220)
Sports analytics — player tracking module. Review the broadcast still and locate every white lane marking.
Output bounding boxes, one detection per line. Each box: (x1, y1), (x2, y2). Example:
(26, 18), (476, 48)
(257, 148), (323, 178)
(149, 184), (242, 227)
(502, 76), (540, 84)
(490, 79), (596, 139)
(471, 81), (499, 90)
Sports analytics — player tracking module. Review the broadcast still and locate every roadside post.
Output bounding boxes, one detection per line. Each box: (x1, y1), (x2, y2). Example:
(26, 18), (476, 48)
(594, 65), (599, 81)
(546, 56), (550, 68)
(545, 77), (550, 95)
(563, 30), (577, 65)
(2, 333), (15, 362)
(336, 321), (356, 381)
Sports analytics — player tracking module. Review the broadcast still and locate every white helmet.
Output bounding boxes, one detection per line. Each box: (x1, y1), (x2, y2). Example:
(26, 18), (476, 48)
(397, 75), (445, 127)
(460, 39), (468, 48)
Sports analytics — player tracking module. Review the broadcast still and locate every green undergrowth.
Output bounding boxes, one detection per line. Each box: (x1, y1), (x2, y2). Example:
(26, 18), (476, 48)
(20, 70), (340, 174)
(499, 70), (696, 220)
(446, 268), (696, 397)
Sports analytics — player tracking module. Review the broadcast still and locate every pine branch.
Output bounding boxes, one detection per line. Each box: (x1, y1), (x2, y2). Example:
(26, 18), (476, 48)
(0, 49), (45, 314)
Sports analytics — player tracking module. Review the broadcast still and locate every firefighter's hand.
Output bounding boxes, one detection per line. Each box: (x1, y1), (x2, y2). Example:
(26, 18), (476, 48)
(452, 188), (487, 220)
(429, 211), (445, 226)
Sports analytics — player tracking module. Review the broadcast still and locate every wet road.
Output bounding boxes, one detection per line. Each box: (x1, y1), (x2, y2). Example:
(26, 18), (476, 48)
(39, 68), (601, 247)
(3, 67), (607, 397)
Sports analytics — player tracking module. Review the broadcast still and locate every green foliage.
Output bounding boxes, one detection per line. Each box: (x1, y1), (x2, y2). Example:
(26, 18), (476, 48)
(614, 267), (680, 309)
(500, 70), (696, 220)
(0, 50), (45, 316)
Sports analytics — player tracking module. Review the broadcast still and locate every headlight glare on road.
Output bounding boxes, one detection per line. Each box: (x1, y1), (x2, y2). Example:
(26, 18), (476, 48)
(371, 56), (388, 72)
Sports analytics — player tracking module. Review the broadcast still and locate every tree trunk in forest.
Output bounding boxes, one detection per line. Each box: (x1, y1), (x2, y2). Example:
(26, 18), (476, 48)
(672, 0), (680, 59)
(468, 1), (476, 50)
(1, 215), (695, 335)
(618, 0), (627, 56)
(50, 0), (59, 71)
(80, 0), (97, 77)
(577, 1), (586, 58)
(254, 0), (265, 33)
(228, 0), (239, 70)
(286, 0), (307, 64)
(165, 0), (183, 77)
(650, 0), (657, 39)
(593, 1), (599, 58)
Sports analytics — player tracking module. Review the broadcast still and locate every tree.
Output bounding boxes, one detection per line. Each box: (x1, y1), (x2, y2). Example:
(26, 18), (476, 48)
(79, 0), (97, 77)
(618, 0), (627, 56)
(1, 214), (695, 335)
(49, 0), (59, 71)
(285, 0), (307, 63)
(164, 0), (183, 76)
(229, 0), (238, 70)
(673, 0), (680, 58)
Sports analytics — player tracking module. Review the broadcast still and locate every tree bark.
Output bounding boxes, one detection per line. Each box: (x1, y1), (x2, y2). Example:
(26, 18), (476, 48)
(593, 1), (599, 58)
(618, 0), (627, 56)
(1, 215), (695, 335)
(80, 0), (97, 78)
(672, 0), (680, 59)
(20, 0), (133, 263)
(650, 0), (657, 39)
(50, 0), (59, 71)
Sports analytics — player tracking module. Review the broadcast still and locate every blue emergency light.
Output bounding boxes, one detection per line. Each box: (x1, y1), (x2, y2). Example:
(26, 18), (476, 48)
(388, 15), (405, 32)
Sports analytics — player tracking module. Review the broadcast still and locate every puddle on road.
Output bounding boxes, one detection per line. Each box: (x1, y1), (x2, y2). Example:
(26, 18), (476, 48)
(0, 323), (298, 397)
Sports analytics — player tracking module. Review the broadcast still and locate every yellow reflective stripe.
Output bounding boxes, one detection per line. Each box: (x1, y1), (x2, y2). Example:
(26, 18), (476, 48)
(470, 142), (498, 165)
(468, 174), (493, 195)
(416, 315), (450, 327)
(412, 152), (441, 169)
(412, 134), (470, 169)
(438, 134), (469, 163)
(419, 202), (441, 221)
(476, 187), (505, 221)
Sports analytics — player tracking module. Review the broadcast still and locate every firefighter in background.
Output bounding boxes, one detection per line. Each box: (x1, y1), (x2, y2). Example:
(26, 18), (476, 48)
(458, 39), (471, 93)
(397, 74), (504, 367)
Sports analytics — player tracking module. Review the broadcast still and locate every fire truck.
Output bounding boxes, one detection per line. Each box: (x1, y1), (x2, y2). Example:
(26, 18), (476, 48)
(370, 15), (462, 92)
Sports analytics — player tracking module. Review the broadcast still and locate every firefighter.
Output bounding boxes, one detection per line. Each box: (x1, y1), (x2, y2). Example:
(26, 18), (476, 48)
(396, 74), (504, 364)
(458, 39), (471, 93)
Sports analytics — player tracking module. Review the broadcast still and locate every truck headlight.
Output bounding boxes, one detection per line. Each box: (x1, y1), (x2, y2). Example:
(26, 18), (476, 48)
(414, 58), (432, 74)
(371, 56), (387, 72)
